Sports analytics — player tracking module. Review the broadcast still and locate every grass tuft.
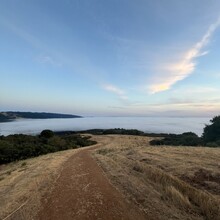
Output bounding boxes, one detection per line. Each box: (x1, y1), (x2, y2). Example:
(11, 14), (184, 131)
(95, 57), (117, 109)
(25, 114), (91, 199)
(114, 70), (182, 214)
(21, 162), (27, 167)
(165, 186), (191, 208)
(96, 148), (114, 155)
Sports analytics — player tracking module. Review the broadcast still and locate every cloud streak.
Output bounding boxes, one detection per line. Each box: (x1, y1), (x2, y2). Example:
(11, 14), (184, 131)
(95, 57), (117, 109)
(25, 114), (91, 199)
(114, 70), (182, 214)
(37, 55), (62, 67)
(103, 84), (128, 100)
(149, 18), (220, 93)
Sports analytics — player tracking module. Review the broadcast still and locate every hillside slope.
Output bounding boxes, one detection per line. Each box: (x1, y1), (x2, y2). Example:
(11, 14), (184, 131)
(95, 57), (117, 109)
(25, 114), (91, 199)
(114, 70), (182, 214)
(0, 111), (82, 122)
(1, 135), (220, 219)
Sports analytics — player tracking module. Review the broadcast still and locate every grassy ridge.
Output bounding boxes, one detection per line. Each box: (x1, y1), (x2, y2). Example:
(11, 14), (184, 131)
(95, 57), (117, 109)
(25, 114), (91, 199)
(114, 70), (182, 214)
(94, 135), (220, 220)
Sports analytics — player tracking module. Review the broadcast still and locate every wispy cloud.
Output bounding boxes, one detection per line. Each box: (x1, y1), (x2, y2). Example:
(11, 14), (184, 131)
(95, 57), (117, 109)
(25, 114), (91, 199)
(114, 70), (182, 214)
(0, 18), (45, 51)
(149, 18), (220, 93)
(37, 55), (62, 67)
(0, 18), (107, 83)
(103, 84), (128, 100)
(1, 19), (63, 67)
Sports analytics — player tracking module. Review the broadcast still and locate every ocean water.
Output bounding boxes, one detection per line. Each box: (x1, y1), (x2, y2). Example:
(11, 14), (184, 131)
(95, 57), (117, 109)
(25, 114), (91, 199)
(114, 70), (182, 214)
(0, 117), (211, 136)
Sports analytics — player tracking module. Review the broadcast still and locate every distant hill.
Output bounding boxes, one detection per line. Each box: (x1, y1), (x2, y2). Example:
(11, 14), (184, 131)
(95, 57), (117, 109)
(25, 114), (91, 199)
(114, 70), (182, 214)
(0, 111), (82, 122)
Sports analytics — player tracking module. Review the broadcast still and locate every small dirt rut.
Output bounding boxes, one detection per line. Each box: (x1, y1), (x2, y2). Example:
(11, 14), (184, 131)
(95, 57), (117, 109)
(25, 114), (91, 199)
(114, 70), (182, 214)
(37, 141), (146, 220)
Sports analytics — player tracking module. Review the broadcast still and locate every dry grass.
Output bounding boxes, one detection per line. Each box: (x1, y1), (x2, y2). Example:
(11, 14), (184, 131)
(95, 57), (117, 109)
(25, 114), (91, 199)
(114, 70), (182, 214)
(0, 147), (86, 220)
(93, 135), (220, 220)
(1, 134), (220, 220)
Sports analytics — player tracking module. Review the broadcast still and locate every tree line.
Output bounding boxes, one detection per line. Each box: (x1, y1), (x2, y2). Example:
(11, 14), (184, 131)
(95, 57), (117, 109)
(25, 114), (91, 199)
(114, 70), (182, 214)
(150, 116), (220, 147)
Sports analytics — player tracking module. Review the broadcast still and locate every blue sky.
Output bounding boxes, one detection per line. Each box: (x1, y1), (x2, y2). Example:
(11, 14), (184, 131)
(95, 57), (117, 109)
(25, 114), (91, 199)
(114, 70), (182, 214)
(1, 0), (220, 117)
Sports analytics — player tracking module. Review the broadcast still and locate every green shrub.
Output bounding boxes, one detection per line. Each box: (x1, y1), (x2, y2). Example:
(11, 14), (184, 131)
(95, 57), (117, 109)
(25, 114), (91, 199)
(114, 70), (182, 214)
(81, 128), (144, 136)
(149, 139), (164, 145)
(40, 129), (54, 139)
(0, 131), (96, 164)
(48, 136), (67, 150)
(215, 140), (220, 146)
(202, 116), (220, 143)
(150, 132), (202, 147)
(0, 140), (18, 163)
(206, 142), (219, 148)
(103, 128), (144, 136)
(179, 134), (202, 146)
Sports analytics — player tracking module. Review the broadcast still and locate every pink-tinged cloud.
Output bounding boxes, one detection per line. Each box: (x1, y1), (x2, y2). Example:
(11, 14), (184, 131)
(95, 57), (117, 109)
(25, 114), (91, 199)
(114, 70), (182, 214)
(149, 18), (220, 94)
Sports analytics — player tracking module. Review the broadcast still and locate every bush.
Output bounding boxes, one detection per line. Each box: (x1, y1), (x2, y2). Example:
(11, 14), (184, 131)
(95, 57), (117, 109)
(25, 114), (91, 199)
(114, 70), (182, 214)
(206, 142), (219, 148)
(48, 136), (67, 150)
(0, 131), (96, 164)
(80, 128), (144, 136)
(150, 132), (202, 147)
(0, 140), (18, 163)
(202, 116), (220, 143)
(179, 134), (202, 146)
(150, 115), (220, 148)
(40, 130), (54, 139)
(103, 128), (144, 135)
(216, 140), (220, 146)
(149, 139), (164, 145)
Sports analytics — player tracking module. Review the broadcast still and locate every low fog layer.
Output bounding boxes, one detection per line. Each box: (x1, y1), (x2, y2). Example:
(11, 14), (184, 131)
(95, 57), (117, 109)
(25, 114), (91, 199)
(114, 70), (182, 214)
(0, 117), (210, 136)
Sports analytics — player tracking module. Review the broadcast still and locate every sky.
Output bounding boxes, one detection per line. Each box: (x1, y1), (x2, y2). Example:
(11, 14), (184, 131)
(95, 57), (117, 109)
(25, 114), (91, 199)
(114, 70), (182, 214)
(1, 0), (220, 117)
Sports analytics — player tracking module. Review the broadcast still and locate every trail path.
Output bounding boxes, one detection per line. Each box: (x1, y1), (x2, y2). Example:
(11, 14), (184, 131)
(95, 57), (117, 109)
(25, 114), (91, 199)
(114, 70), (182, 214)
(37, 137), (146, 220)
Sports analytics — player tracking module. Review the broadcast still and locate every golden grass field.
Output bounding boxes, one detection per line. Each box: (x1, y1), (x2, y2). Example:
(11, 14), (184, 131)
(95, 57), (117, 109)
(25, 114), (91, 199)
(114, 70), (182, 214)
(0, 147), (87, 220)
(1, 134), (220, 220)
(93, 135), (220, 220)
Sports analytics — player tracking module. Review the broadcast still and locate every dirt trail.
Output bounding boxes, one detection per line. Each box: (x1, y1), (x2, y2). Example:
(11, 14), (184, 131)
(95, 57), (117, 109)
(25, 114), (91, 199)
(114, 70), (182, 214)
(37, 139), (147, 220)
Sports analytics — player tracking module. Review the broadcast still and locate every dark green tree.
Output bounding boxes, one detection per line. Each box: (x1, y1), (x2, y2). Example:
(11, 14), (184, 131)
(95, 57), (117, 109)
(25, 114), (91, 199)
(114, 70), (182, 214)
(202, 116), (220, 143)
(39, 129), (54, 139)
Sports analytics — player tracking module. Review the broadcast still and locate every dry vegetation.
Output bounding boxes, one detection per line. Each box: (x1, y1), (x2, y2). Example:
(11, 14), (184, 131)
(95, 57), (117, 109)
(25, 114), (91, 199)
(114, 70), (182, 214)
(1, 134), (220, 220)
(93, 135), (220, 220)
(0, 147), (87, 220)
